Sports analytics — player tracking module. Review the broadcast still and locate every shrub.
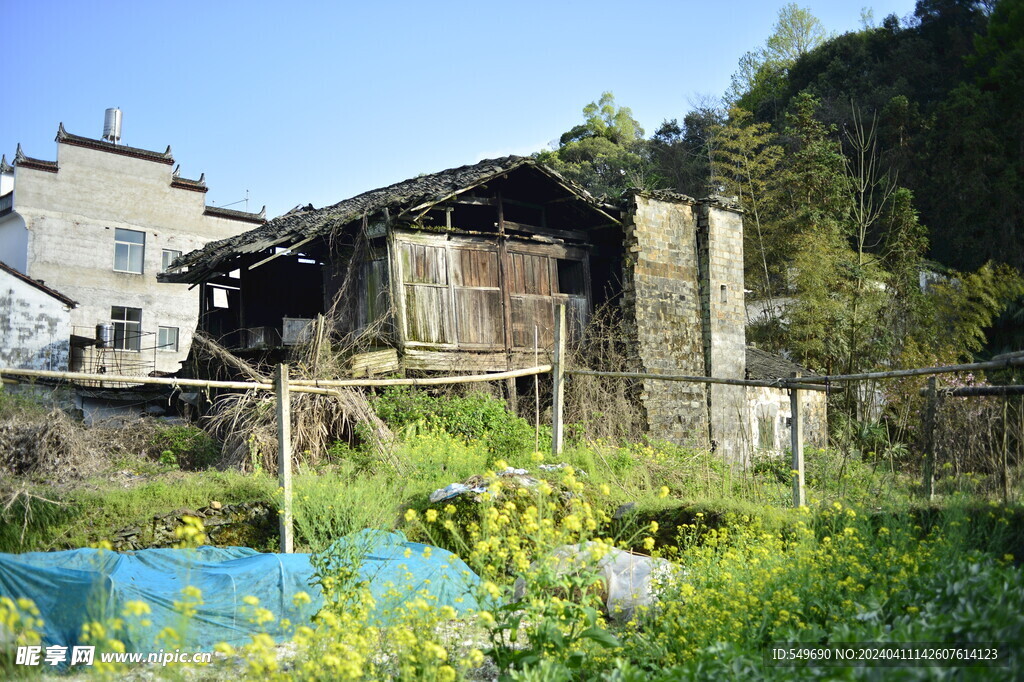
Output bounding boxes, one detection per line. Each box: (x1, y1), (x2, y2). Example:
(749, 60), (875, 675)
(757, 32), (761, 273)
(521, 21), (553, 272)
(373, 388), (536, 461)
(150, 424), (220, 470)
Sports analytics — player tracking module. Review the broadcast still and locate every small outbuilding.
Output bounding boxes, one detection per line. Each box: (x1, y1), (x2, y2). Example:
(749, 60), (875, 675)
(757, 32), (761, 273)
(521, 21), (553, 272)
(745, 346), (828, 454)
(0, 260), (76, 371)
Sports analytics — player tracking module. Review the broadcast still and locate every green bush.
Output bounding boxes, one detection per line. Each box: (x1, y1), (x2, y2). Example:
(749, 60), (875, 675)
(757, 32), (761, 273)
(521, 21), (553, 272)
(150, 424), (221, 470)
(373, 387), (537, 461)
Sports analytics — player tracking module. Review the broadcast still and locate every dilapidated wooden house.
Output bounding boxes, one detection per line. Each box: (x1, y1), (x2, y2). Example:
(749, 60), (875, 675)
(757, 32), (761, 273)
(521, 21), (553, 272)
(164, 158), (625, 368)
(165, 156), (763, 460)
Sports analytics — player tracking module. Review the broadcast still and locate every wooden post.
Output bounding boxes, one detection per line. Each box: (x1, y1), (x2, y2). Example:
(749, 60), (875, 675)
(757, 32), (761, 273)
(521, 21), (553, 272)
(534, 325), (540, 453)
(1003, 396), (1010, 504)
(790, 371), (805, 508)
(551, 304), (566, 455)
(275, 363), (294, 553)
(922, 376), (937, 501)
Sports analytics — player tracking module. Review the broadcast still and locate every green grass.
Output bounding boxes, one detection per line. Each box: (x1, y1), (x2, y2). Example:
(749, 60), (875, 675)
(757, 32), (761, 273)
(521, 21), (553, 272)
(0, 470), (275, 553)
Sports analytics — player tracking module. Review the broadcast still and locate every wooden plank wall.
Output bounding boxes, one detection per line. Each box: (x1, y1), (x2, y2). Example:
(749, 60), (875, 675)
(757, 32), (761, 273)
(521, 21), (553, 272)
(393, 232), (590, 366)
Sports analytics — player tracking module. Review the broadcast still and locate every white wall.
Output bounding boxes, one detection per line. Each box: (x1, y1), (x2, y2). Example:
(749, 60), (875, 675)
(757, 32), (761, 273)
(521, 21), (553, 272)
(0, 213), (28, 273)
(0, 269), (71, 370)
(746, 386), (828, 454)
(9, 141), (255, 374)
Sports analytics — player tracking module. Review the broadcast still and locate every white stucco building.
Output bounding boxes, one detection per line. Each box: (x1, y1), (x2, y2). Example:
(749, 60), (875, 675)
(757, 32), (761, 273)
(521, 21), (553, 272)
(0, 260), (76, 371)
(0, 121), (264, 375)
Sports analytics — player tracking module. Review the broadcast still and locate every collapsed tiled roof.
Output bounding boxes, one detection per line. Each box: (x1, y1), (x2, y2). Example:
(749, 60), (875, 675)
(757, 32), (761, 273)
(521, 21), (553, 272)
(164, 155), (610, 284)
(745, 346), (808, 382)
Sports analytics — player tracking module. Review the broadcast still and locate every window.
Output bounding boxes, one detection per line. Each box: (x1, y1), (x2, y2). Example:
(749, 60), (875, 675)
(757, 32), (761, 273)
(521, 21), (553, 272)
(158, 326), (179, 352)
(161, 249), (182, 273)
(111, 306), (142, 351)
(114, 229), (145, 274)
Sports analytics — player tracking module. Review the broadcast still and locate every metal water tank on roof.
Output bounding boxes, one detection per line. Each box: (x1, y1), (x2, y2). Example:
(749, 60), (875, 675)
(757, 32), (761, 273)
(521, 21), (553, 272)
(102, 108), (122, 144)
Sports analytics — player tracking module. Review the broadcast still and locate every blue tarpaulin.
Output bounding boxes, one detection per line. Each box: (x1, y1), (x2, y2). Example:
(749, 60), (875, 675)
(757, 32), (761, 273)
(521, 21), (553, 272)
(0, 531), (479, 651)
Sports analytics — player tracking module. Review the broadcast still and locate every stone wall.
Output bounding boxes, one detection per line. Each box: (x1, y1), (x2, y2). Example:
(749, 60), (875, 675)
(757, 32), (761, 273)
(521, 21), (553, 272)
(621, 192), (749, 461)
(621, 192), (708, 447)
(698, 203), (748, 465)
(112, 502), (276, 551)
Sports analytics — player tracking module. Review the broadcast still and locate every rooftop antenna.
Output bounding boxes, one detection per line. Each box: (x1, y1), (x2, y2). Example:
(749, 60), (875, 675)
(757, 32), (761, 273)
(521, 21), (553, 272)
(102, 108), (122, 145)
(217, 190), (250, 211)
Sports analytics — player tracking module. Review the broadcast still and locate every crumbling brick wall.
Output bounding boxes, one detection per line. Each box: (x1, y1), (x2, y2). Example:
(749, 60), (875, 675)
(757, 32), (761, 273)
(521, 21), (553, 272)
(621, 192), (709, 446)
(698, 202), (748, 465)
(622, 192), (747, 463)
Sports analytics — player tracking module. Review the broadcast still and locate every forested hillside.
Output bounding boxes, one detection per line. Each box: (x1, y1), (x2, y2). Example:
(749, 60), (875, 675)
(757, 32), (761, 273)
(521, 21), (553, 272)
(537, 0), (1024, 380)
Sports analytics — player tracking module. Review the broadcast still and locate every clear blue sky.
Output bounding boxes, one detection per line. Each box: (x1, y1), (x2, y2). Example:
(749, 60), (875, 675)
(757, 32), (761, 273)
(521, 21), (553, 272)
(1, 0), (917, 219)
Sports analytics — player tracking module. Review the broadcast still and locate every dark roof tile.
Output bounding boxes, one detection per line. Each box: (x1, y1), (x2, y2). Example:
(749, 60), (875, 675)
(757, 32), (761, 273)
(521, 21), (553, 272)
(56, 122), (174, 165)
(745, 346), (809, 382)
(165, 156), (607, 283)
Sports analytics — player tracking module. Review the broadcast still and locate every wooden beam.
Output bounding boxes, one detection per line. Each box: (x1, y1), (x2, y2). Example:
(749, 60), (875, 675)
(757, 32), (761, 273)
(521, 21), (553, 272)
(503, 220), (588, 242)
(922, 377), (937, 501)
(552, 304), (566, 455)
(453, 196), (498, 207)
(1003, 396), (1010, 504)
(565, 369), (829, 391)
(291, 364), (551, 387)
(248, 235), (318, 271)
(497, 192), (517, 411)
(502, 197), (545, 211)
(922, 385), (1024, 397)
(805, 353), (1024, 383)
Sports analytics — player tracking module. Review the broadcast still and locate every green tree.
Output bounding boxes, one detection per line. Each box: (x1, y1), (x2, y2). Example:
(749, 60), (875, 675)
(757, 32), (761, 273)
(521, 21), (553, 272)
(727, 3), (829, 115)
(649, 100), (724, 197)
(536, 92), (653, 199)
(779, 94), (858, 374)
(709, 107), (784, 329)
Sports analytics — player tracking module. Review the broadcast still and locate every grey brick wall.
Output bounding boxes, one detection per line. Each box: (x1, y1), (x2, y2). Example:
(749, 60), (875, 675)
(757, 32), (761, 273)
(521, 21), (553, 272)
(622, 193), (748, 462)
(622, 193), (709, 447)
(700, 203), (748, 465)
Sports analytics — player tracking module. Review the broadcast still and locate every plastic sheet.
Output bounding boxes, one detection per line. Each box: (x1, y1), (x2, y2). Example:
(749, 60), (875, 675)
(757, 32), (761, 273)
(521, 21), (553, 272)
(0, 531), (479, 650)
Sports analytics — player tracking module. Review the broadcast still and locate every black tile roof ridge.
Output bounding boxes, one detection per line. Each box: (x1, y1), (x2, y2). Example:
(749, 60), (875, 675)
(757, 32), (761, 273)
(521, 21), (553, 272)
(56, 122), (175, 165)
(13, 144), (58, 171)
(745, 346), (809, 381)
(630, 188), (699, 204)
(203, 204), (267, 223)
(171, 169), (208, 193)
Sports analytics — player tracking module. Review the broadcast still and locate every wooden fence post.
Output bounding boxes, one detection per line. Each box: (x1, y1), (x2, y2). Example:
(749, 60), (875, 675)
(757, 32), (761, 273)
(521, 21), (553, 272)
(923, 376), (937, 501)
(1003, 396), (1010, 504)
(790, 371), (805, 508)
(275, 363), (294, 553)
(552, 304), (566, 456)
